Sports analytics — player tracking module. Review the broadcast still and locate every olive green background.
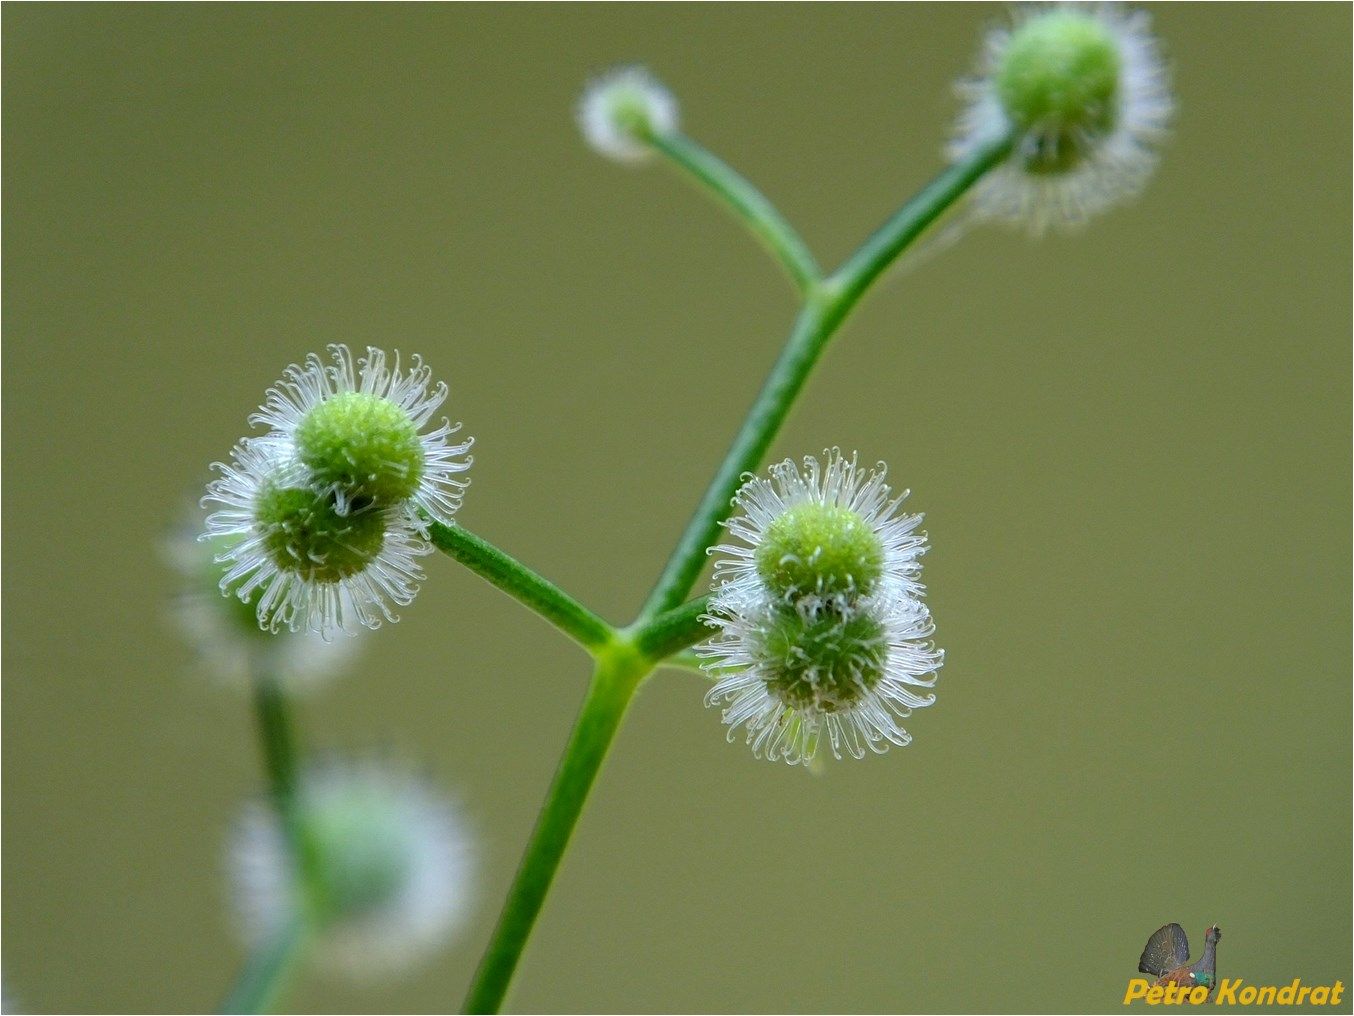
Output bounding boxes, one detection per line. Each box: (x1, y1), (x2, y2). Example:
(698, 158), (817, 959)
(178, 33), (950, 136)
(4, 4), (1350, 1013)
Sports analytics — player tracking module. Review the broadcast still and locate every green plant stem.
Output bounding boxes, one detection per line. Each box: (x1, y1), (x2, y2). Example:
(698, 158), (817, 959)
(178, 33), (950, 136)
(829, 134), (1013, 305)
(464, 645), (651, 1014)
(461, 604), (711, 1012)
(648, 130), (820, 293)
(250, 674), (326, 893)
(428, 521), (616, 652)
(461, 135), (1014, 1013)
(638, 134), (1013, 619)
(220, 915), (307, 1015)
(633, 594), (712, 660)
(658, 649), (706, 674)
(251, 674), (301, 821)
(221, 674), (317, 1014)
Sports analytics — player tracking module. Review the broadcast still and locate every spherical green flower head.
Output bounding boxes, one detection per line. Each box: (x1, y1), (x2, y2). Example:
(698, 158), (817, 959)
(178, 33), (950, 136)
(295, 391), (424, 503)
(758, 606), (888, 713)
(754, 501), (885, 601)
(996, 11), (1121, 174)
(256, 484), (387, 583)
(303, 791), (413, 926)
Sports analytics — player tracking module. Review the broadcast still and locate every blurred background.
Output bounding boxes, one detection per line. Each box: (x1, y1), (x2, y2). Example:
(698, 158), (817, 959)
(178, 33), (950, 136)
(4, 4), (1350, 1013)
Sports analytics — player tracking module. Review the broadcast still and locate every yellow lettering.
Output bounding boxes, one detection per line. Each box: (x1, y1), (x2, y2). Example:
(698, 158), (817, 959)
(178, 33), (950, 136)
(1256, 985), (1276, 1005)
(1147, 985), (1164, 1004)
(1188, 986), (1208, 1005)
(1295, 986), (1311, 1005)
(1125, 979), (1151, 1004)
(1310, 987), (1329, 1005)
(1331, 982), (1344, 1006)
(1239, 986), (1257, 1004)
(1214, 978), (1240, 1005)
(1277, 979), (1300, 1004)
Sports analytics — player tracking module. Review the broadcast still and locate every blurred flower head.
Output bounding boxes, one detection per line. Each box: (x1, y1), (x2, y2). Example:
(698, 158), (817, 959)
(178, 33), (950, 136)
(950, 2), (1173, 232)
(229, 757), (475, 978)
(165, 523), (361, 690)
(577, 65), (679, 164)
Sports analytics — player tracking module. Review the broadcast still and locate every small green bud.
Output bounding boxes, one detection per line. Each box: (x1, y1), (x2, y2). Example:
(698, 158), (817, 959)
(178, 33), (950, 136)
(757, 605), (888, 714)
(995, 10), (1121, 173)
(755, 501), (885, 601)
(255, 484), (386, 583)
(295, 392), (424, 503)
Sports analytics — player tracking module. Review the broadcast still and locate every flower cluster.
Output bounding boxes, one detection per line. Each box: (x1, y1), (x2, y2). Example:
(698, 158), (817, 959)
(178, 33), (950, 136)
(699, 451), (943, 765)
(201, 345), (473, 638)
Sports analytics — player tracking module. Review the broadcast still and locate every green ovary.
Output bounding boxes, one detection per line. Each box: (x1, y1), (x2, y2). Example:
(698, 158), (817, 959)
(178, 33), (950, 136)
(995, 11), (1121, 174)
(256, 485), (387, 583)
(755, 502), (885, 601)
(295, 392), (424, 502)
(758, 607), (888, 714)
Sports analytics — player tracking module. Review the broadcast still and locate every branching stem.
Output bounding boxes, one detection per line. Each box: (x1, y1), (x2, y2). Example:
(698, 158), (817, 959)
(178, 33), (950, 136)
(639, 134), (1012, 620)
(648, 130), (820, 294)
(219, 130), (1012, 1016)
(459, 133), (1012, 1013)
